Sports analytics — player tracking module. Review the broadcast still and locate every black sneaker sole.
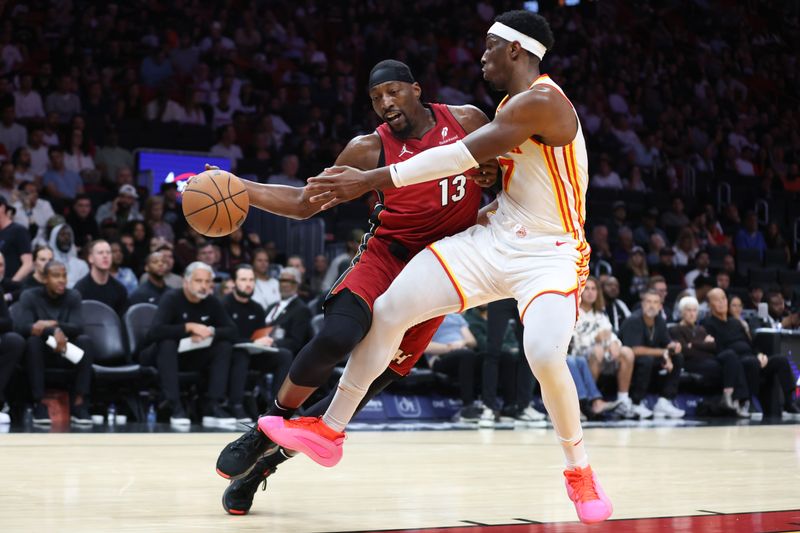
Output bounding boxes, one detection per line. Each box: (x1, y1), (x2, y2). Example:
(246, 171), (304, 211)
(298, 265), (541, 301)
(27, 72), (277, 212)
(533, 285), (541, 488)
(222, 492), (249, 516)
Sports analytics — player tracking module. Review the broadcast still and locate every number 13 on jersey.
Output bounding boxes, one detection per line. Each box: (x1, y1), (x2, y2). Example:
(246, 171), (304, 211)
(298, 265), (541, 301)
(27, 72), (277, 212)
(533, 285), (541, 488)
(438, 175), (467, 207)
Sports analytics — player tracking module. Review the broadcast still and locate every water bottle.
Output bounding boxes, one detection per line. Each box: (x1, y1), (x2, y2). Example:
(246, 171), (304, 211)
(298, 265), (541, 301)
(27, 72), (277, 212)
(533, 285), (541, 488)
(107, 403), (116, 425)
(147, 404), (157, 425)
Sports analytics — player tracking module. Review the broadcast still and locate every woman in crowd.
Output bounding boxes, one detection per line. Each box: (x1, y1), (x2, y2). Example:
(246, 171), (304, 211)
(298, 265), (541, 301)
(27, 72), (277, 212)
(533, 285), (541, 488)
(110, 240), (139, 294)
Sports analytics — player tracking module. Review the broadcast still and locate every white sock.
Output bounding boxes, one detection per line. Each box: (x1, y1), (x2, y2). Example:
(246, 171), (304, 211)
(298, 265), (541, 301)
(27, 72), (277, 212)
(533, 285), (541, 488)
(559, 432), (589, 469)
(617, 392), (629, 403)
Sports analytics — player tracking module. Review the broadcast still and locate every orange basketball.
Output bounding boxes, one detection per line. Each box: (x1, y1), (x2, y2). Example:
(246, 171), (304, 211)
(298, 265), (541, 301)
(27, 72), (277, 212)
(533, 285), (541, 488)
(182, 169), (250, 237)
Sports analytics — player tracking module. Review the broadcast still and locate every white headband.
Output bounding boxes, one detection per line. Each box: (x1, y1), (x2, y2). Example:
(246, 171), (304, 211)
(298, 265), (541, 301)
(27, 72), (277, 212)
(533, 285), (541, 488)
(487, 21), (547, 60)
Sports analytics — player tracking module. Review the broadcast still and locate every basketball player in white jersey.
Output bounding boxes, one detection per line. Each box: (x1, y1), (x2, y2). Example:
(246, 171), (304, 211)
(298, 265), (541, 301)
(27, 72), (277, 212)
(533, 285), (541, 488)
(259, 10), (612, 524)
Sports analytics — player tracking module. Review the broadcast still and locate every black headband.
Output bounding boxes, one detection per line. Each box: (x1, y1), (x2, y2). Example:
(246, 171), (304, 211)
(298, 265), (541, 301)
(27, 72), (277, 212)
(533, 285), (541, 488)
(368, 60), (415, 89)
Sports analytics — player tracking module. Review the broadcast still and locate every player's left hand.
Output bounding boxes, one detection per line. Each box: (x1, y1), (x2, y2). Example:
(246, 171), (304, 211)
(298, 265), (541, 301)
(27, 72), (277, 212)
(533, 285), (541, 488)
(306, 166), (372, 210)
(470, 158), (499, 188)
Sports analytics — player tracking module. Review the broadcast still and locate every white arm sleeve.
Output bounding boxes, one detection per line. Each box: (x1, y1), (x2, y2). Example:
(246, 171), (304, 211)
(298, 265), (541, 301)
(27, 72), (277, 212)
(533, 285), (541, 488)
(389, 140), (479, 188)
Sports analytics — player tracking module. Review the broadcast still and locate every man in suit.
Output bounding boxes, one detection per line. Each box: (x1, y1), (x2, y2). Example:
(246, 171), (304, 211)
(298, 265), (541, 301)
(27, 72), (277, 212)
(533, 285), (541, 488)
(263, 267), (312, 356)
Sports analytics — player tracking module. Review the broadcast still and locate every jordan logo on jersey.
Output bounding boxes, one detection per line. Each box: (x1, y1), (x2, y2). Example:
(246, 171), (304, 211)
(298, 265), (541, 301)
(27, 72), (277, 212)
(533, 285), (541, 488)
(399, 144), (414, 158)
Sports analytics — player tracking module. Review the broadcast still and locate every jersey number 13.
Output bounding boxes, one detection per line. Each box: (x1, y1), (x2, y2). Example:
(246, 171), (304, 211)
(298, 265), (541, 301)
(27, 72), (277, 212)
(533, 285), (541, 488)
(438, 175), (467, 207)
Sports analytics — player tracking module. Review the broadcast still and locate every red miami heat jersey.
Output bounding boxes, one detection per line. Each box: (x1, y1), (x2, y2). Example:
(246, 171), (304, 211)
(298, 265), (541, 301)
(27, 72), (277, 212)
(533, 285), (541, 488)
(373, 103), (481, 254)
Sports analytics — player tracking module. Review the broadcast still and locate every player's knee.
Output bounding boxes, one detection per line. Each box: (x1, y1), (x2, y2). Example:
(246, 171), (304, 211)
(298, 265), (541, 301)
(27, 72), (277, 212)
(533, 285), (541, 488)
(522, 328), (571, 370)
(372, 294), (410, 330)
(312, 328), (359, 361)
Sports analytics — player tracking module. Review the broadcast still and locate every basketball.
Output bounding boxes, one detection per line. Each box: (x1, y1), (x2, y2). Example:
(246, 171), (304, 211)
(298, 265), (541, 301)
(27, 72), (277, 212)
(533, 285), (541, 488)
(182, 169), (250, 237)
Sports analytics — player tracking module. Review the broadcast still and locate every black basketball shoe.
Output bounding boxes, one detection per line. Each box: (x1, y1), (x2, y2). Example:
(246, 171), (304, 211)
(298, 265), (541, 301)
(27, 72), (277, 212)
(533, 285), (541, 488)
(216, 424), (277, 480)
(222, 454), (282, 515)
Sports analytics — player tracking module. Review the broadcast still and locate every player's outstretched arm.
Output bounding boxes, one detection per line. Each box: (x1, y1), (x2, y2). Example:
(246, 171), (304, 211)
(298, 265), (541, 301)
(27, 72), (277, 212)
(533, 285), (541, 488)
(205, 133), (381, 220)
(307, 87), (573, 210)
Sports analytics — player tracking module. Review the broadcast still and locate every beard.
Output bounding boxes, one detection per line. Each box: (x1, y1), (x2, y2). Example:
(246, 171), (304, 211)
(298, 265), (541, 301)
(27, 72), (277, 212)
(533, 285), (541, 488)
(191, 288), (210, 300)
(234, 287), (253, 299)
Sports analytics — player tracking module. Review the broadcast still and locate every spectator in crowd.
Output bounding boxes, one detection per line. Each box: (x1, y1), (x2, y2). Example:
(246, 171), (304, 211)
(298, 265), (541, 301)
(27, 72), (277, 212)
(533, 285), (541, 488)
(159, 181), (185, 235)
(734, 211), (767, 259)
(22, 244), (53, 290)
(130, 252), (169, 305)
(219, 228), (252, 274)
(764, 222), (790, 267)
(65, 194), (99, 249)
(765, 291), (800, 330)
(322, 229), (364, 291)
(670, 296), (749, 417)
(95, 184), (143, 228)
(139, 240), (183, 289)
(0, 104), (26, 156)
(660, 196), (691, 239)
(74, 240), (128, 316)
(715, 271), (731, 292)
(728, 295), (751, 339)
(602, 276), (631, 335)
(13, 147), (36, 184)
(15, 260), (94, 425)
(110, 241), (139, 294)
(720, 254), (746, 287)
(141, 261), (237, 427)
(13, 74), (45, 121)
(43, 146), (84, 204)
(571, 277), (633, 418)
(13, 181), (54, 243)
(620, 290), (685, 419)
(424, 312), (480, 423)
(223, 264), (293, 422)
(286, 254), (312, 301)
(0, 161), (15, 201)
(197, 242), (229, 281)
(703, 288), (800, 417)
(63, 128), (95, 175)
(0, 293), (24, 423)
(744, 284), (764, 311)
(685, 250), (711, 290)
(619, 246), (648, 305)
(27, 129), (49, 178)
(47, 223), (88, 288)
(591, 156), (623, 189)
(251, 247), (280, 310)
(566, 354), (614, 421)
(309, 254), (329, 298)
(607, 201), (629, 247)
(45, 75), (81, 123)
(94, 131), (134, 184)
(210, 125), (244, 171)
(143, 196), (174, 243)
(0, 196), (32, 282)
(671, 227), (699, 268)
(263, 267), (313, 355)
(634, 207), (668, 248)
(651, 247), (684, 287)
(0, 251), (21, 304)
(267, 154), (303, 187)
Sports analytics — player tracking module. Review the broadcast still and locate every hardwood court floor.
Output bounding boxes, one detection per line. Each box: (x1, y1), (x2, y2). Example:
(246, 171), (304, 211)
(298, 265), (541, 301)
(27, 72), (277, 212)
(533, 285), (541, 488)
(1, 424), (798, 532)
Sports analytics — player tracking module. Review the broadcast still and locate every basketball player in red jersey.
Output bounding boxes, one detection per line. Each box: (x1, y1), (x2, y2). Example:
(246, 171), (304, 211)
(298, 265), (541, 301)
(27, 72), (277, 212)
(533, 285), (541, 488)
(212, 60), (498, 514)
(261, 11), (613, 524)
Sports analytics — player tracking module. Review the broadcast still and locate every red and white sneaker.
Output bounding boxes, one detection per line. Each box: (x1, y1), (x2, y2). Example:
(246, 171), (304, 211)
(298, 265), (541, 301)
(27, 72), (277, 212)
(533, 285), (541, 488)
(258, 416), (345, 467)
(563, 465), (613, 524)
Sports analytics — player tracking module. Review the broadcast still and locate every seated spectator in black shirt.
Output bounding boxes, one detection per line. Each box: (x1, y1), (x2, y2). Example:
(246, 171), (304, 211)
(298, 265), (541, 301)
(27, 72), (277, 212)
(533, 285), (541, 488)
(223, 264), (292, 423)
(620, 289), (685, 419)
(743, 284), (764, 311)
(22, 244), (53, 291)
(0, 196), (33, 282)
(765, 291), (800, 330)
(140, 261), (237, 427)
(263, 267), (312, 355)
(65, 194), (99, 250)
(0, 292), (24, 424)
(74, 240), (128, 315)
(602, 276), (631, 335)
(720, 254), (747, 288)
(15, 260), (95, 426)
(702, 288), (800, 417)
(650, 247), (684, 287)
(129, 252), (169, 305)
(0, 251), (22, 304)
(670, 296), (749, 417)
